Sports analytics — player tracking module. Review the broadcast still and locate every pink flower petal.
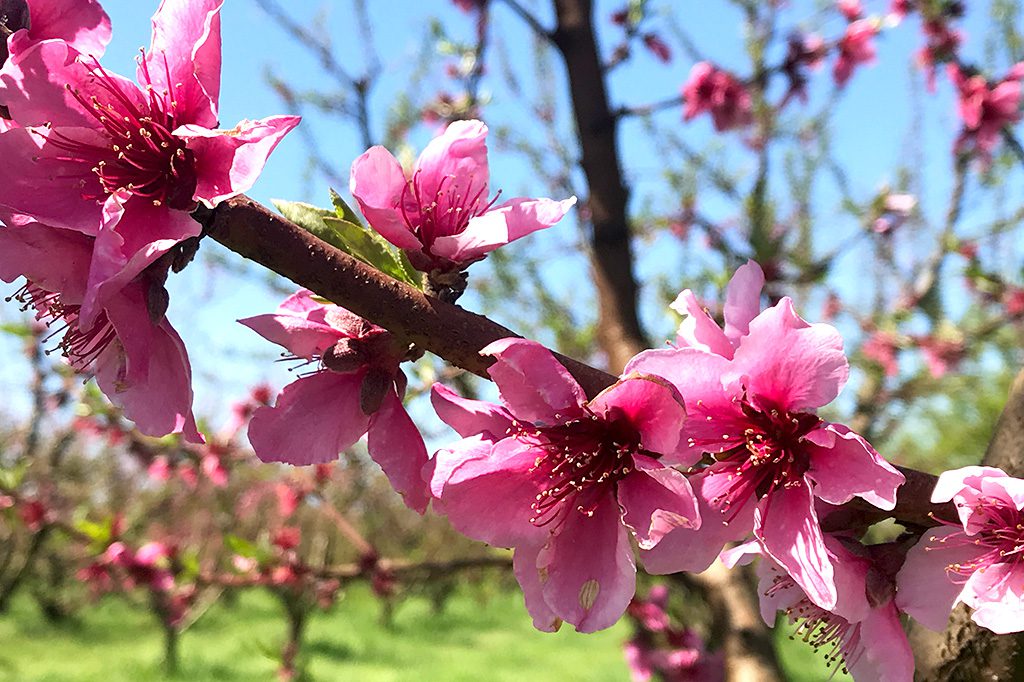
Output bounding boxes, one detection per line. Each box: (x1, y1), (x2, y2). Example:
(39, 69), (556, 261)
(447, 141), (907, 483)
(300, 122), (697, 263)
(962, 563), (1024, 634)
(513, 542), (562, 632)
(669, 290), (733, 358)
(932, 466), (1007, 503)
(805, 423), (903, 510)
(588, 374), (688, 460)
(846, 603), (915, 682)
(0, 223), (91, 296)
(248, 371), (370, 465)
(177, 116), (301, 207)
(538, 495), (636, 632)
(367, 388), (430, 514)
(895, 527), (979, 631)
(413, 119), (490, 202)
(481, 338), (587, 424)
(722, 260), (765, 343)
(430, 383), (514, 438)
(349, 145), (422, 250)
(428, 434), (494, 498)
(618, 463), (699, 549)
(731, 297), (849, 412)
(23, 0), (111, 56)
(755, 484), (836, 611)
(238, 313), (341, 360)
(142, 0), (222, 128)
(430, 196), (576, 263)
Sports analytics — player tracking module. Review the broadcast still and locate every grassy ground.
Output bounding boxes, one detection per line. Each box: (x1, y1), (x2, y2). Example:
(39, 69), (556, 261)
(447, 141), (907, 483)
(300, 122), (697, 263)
(0, 584), (835, 681)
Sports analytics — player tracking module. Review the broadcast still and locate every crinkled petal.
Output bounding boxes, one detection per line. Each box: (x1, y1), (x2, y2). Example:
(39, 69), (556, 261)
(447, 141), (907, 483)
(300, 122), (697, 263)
(176, 116), (301, 207)
(538, 495), (636, 632)
(22, 0), (110, 56)
(846, 603), (915, 682)
(427, 433), (494, 498)
(618, 463), (699, 549)
(481, 338), (587, 424)
(430, 196), (576, 263)
(430, 383), (514, 438)
(932, 466), (1008, 503)
(142, 0), (222, 128)
(414, 119), (489, 201)
(248, 371), (369, 465)
(962, 563), (1024, 634)
(731, 297), (849, 412)
(722, 260), (765, 343)
(238, 313), (340, 360)
(895, 527), (979, 631)
(349, 145), (422, 250)
(588, 374), (688, 460)
(0, 126), (103, 232)
(805, 423), (903, 510)
(368, 388), (430, 513)
(640, 467), (755, 574)
(434, 437), (546, 548)
(513, 542), (562, 632)
(755, 484), (836, 611)
(669, 290), (733, 358)
(0, 222), (91, 295)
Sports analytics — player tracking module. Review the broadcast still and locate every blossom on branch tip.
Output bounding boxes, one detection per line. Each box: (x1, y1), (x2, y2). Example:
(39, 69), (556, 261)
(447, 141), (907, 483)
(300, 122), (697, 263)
(239, 290), (430, 513)
(627, 261), (904, 612)
(0, 0), (299, 324)
(897, 466), (1024, 634)
(834, 19), (879, 86)
(428, 338), (699, 633)
(349, 119), (576, 273)
(681, 62), (753, 132)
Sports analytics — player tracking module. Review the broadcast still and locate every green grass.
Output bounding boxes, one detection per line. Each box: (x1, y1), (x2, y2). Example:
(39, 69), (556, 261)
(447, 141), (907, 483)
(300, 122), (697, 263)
(0, 584), (837, 681)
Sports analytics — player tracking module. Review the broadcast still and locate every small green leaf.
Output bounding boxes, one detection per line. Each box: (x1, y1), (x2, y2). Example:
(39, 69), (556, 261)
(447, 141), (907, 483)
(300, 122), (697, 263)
(329, 188), (364, 227)
(0, 323), (33, 338)
(225, 534), (259, 559)
(273, 199), (423, 289)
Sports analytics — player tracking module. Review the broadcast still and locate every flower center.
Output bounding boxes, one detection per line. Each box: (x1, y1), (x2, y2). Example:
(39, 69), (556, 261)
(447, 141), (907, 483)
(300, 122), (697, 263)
(689, 397), (821, 518)
(512, 410), (641, 528)
(8, 283), (117, 370)
(932, 495), (1024, 579)
(45, 56), (197, 210)
(399, 171), (501, 251)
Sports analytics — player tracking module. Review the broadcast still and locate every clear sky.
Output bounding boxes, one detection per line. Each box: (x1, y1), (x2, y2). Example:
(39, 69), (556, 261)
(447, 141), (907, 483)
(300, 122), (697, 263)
(0, 0), (1019, 425)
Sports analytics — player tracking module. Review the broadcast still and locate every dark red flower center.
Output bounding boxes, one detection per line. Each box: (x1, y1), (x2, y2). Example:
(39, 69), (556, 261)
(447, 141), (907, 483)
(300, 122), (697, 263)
(932, 495), (1024, 579)
(511, 409), (642, 528)
(8, 283), (117, 370)
(45, 56), (197, 210)
(689, 397), (821, 519)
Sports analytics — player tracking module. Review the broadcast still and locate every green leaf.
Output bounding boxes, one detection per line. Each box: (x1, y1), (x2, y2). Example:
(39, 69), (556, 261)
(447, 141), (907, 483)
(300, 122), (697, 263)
(225, 534), (259, 559)
(273, 199), (422, 289)
(329, 188), (364, 227)
(0, 461), (29, 490)
(0, 323), (33, 338)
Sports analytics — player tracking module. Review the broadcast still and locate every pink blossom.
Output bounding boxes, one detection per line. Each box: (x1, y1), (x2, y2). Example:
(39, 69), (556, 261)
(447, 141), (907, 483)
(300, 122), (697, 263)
(862, 331), (901, 377)
(642, 34), (672, 63)
(897, 466), (1024, 634)
(1, 0), (110, 67)
(201, 452), (228, 487)
(0, 0), (299, 324)
(147, 456), (172, 482)
(0, 223), (200, 441)
(1003, 286), (1024, 316)
(723, 537), (914, 682)
(682, 62), (753, 132)
(628, 261), (903, 611)
(834, 19), (879, 86)
(916, 19), (961, 92)
(240, 290), (430, 513)
(889, 0), (914, 21)
(350, 119), (575, 273)
(429, 338), (699, 632)
(837, 0), (863, 21)
(913, 334), (965, 378)
(948, 63), (1023, 160)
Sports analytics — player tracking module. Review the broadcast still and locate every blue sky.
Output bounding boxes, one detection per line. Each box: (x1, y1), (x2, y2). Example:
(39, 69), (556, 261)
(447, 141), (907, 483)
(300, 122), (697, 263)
(0, 0), (1020, 425)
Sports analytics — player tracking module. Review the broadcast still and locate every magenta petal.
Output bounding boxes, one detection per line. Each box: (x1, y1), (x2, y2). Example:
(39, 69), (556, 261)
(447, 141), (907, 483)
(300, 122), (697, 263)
(0, 127), (103, 232)
(178, 116), (301, 207)
(481, 338), (587, 424)
(1, 40), (144, 128)
(589, 374), (688, 459)
(428, 434), (494, 498)
(24, 0), (111, 56)
(430, 196), (576, 263)
(669, 290), (733, 358)
(962, 563), (1024, 634)
(238, 313), (340, 360)
(731, 297), (849, 412)
(755, 484), (837, 611)
(435, 438), (546, 548)
(847, 603), (915, 682)
(414, 119), (490, 201)
(98, 297), (201, 443)
(0, 223), (91, 295)
(618, 464), (699, 549)
(430, 383), (514, 438)
(805, 423), (903, 510)
(895, 527), (978, 631)
(640, 468), (755, 574)
(538, 496), (636, 633)
(349, 146), (422, 250)
(248, 372), (369, 465)
(143, 0), (222, 128)
(513, 542), (562, 632)
(722, 260), (765, 343)
(367, 389), (430, 514)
